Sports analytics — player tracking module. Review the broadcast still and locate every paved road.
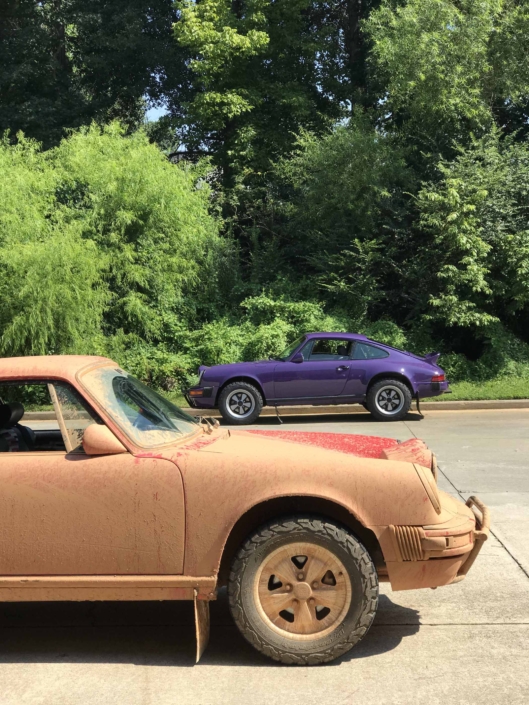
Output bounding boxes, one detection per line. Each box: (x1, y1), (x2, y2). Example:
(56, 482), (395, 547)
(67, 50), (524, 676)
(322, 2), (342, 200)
(2, 410), (528, 705)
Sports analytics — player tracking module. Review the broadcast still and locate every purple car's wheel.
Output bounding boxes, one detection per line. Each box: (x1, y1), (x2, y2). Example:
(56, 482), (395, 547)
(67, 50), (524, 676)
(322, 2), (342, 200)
(366, 379), (412, 421)
(218, 381), (263, 425)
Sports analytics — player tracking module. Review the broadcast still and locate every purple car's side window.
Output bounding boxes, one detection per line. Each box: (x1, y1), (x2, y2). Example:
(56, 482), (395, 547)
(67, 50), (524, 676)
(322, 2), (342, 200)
(308, 339), (353, 361)
(352, 343), (389, 360)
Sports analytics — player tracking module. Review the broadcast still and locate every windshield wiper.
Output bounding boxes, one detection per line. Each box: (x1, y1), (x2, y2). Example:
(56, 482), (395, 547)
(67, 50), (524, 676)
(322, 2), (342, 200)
(197, 416), (219, 434)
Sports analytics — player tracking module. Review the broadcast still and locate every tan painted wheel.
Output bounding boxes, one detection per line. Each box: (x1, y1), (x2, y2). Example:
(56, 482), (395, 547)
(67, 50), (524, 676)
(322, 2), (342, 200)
(229, 517), (378, 665)
(254, 541), (352, 641)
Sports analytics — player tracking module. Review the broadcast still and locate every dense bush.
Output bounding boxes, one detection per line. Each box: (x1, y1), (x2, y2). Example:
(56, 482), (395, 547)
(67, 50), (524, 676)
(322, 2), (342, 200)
(0, 124), (229, 372)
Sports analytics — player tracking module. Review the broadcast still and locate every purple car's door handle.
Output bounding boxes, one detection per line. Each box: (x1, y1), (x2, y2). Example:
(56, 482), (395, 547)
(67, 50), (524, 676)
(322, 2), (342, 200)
(336, 365), (350, 372)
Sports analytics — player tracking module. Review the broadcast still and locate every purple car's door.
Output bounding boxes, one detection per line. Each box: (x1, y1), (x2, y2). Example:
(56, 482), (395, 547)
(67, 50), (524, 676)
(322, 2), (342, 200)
(273, 338), (353, 401)
(342, 341), (392, 398)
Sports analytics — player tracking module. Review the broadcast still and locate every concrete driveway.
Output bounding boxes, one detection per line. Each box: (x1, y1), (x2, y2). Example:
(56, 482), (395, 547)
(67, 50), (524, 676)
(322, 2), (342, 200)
(1, 409), (528, 705)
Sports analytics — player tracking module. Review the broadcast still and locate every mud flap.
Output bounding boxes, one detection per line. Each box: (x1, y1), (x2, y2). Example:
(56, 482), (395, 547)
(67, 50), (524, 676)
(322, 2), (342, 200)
(194, 589), (210, 663)
(415, 393), (424, 417)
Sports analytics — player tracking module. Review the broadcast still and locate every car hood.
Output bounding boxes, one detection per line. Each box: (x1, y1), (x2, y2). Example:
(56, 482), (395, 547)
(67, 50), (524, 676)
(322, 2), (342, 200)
(142, 427), (434, 471)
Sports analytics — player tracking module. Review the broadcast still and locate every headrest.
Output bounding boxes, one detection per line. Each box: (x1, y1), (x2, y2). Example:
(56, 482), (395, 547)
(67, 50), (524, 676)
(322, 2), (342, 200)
(0, 402), (25, 429)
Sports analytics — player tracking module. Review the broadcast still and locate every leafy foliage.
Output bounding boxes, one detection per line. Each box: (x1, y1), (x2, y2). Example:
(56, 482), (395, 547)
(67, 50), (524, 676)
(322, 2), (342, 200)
(2, 1), (529, 396)
(417, 131), (529, 328)
(366, 0), (529, 156)
(0, 0), (191, 147)
(0, 125), (227, 369)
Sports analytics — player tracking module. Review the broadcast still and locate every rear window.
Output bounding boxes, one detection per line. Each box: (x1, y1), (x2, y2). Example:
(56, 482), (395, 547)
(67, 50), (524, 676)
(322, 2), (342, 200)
(352, 342), (389, 360)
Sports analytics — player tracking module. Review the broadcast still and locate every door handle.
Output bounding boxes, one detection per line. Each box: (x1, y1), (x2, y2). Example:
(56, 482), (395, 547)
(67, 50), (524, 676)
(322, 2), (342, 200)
(336, 365), (350, 372)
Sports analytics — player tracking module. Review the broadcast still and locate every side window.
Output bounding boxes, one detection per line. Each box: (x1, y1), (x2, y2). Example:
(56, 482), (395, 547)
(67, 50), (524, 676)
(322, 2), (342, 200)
(299, 340), (314, 360)
(352, 343), (390, 360)
(0, 382), (54, 453)
(308, 339), (353, 361)
(0, 381), (101, 454)
(49, 383), (102, 453)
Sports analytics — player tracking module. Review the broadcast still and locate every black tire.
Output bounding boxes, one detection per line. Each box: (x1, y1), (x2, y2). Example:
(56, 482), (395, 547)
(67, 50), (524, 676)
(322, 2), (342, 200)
(366, 379), (412, 421)
(228, 517), (379, 665)
(218, 381), (263, 425)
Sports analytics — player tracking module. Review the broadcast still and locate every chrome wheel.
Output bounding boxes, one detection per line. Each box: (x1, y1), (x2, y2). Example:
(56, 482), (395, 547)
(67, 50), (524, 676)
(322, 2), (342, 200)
(226, 389), (256, 419)
(254, 542), (352, 640)
(375, 385), (405, 416)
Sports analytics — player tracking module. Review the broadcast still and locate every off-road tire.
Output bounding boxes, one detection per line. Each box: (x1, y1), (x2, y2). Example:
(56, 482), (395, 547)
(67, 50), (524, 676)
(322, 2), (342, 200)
(218, 381), (263, 425)
(366, 379), (412, 422)
(228, 517), (379, 665)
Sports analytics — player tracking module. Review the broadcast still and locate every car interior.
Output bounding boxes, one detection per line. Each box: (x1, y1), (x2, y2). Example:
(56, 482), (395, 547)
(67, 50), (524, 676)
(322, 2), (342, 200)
(0, 382), (98, 453)
(305, 339), (354, 361)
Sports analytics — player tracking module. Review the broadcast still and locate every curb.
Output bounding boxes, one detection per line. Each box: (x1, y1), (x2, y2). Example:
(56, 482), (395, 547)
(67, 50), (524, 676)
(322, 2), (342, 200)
(177, 398), (529, 418)
(24, 398), (529, 422)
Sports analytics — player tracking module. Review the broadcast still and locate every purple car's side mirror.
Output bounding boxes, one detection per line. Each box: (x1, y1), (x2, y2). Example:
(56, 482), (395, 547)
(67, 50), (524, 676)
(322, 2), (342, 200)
(291, 353), (304, 363)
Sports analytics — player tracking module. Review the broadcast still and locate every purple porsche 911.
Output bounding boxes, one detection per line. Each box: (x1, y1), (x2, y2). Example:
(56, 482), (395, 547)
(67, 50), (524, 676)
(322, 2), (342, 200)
(185, 332), (450, 424)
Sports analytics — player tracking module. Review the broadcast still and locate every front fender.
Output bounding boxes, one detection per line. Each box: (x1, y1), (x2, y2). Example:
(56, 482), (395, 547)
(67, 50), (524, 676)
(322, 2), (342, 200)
(175, 430), (441, 576)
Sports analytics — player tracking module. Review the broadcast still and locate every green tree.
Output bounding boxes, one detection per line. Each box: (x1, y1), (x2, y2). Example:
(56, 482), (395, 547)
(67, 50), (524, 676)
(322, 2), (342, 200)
(365, 0), (529, 158)
(417, 131), (529, 329)
(0, 124), (229, 366)
(0, 0), (191, 147)
(0, 136), (107, 355)
(173, 1), (382, 183)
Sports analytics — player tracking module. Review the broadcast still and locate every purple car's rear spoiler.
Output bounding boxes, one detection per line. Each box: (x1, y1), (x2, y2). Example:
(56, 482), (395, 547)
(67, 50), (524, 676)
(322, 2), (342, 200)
(423, 352), (441, 365)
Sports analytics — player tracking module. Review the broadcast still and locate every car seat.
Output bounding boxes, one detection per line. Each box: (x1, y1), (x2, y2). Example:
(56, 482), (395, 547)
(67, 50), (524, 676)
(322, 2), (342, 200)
(337, 344), (349, 358)
(0, 402), (36, 452)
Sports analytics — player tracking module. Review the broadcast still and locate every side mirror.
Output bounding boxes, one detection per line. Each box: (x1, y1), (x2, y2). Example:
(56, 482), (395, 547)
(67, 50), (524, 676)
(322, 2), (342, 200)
(83, 424), (127, 455)
(291, 353), (304, 363)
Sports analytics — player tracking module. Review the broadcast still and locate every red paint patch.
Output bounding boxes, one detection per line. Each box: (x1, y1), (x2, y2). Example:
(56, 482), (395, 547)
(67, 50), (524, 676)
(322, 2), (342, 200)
(380, 438), (432, 468)
(247, 430), (399, 458)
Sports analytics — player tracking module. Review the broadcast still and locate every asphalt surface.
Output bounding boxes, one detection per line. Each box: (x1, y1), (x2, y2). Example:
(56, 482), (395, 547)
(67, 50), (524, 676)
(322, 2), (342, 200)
(2, 409), (528, 705)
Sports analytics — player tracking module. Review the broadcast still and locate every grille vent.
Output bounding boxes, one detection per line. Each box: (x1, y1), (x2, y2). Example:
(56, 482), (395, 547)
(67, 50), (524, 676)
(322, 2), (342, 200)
(395, 526), (425, 561)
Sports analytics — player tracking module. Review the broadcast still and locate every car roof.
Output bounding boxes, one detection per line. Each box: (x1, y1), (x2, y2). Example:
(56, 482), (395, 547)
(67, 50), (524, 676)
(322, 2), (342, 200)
(0, 355), (112, 382)
(304, 332), (369, 341)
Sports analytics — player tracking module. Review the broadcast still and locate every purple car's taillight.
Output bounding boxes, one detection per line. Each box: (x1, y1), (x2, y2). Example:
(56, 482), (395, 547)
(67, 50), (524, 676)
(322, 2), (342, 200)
(431, 374), (445, 382)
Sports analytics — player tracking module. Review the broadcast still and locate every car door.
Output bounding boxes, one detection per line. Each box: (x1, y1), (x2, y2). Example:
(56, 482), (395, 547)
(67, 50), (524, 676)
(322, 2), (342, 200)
(0, 381), (185, 576)
(342, 341), (391, 398)
(273, 338), (353, 401)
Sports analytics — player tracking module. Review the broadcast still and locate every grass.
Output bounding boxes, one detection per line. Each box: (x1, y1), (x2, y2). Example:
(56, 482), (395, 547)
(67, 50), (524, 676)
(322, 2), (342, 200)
(166, 392), (188, 407)
(436, 377), (529, 401)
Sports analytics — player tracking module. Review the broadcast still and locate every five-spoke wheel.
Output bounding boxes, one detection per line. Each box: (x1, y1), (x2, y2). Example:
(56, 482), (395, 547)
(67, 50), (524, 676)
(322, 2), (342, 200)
(218, 381), (263, 425)
(229, 517), (379, 665)
(255, 542), (352, 639)
(366, 379), (412, 421)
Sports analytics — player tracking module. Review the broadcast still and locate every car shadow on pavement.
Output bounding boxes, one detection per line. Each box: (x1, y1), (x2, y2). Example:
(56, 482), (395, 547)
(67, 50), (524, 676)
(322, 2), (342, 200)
(228, 412), (425, 427)
(0, 593), (420, 668)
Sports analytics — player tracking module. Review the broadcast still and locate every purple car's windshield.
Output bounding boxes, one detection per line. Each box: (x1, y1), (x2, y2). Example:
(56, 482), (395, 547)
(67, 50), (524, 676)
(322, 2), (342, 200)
(80, 366), (198, 447)
(278, 336), (306, 361)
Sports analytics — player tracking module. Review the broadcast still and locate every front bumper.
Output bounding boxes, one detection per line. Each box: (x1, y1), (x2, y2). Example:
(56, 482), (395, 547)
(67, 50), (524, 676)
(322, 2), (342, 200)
(452, 496), (490, 582)
(184, 386), (215, 409)
(383, 494), (490, 590)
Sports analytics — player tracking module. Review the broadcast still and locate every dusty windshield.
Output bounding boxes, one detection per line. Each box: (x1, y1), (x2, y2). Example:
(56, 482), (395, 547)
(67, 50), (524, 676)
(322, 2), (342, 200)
(81, 366), (199, 448)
